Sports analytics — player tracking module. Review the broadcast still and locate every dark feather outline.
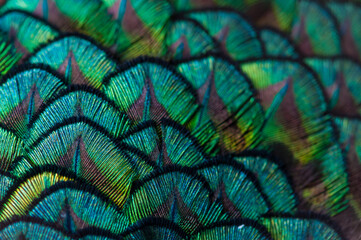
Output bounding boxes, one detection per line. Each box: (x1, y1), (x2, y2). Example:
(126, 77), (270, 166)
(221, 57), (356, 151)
(193, 218), (273, 240)
(0, 165), (82, 215)
(257, 26), (303, 58)
(195, 155), (273, 210)
(120, 217), (188, 239)
(28, 84), (127, 129)
(170, 52), (266, 118)
(24, 180), (124, 217)
(23, 32), (121, 63)
(0, 9), (60, 33)
(129, 164), (212, 198)
(0, 215), (121, 239)
(27, 116), (156, 168)
(170, 7), (266, 55)
(261, 212), (346, 240)
(161, 118), (210, 161)
(102, 55), (198, 101)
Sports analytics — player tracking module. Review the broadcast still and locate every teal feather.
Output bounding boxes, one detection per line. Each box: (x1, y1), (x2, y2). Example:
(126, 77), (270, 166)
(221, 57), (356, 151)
(176, 56), (264, 153)
(0, 67), (66, 137)
(27, 183), (129, 234)
(185, 10), (263, 60)
(0, 10), (58, 54)
(166, 19), (216, 59)
(196, 160), (270, 219)
(103, 60), (199, 124)
(27, 88), (130, 146)
(123, 168), (225, 233)
(0, 172), (13, 201)
(192, 221), (271, 240)
(29, 36), (118, 88)
(234, 154), (297, 213)
(260, 28), (299, 58)
(261, 215), (342, 240)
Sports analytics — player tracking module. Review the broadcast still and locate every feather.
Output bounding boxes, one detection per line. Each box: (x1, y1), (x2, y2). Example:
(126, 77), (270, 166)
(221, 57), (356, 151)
(261, 214), (343, 240)
(260, 28), (299, 58)
(241, 59), (348, 214)
(29, 36), (118, 88)
(27, 182), (129, 234)
(176, 56), (264, 152)
(123, 167), (225, 233)
(0, 66), (66, 136)
(0, 169), (74, 221)
(0, 0), (357, 238)
(305, 57), (361, 117)
(0, 171), (13, 201)
(0, 126), (24, 171)
(0, 32), (21, 75)
(192, 219), (271, 240)
(327, 2), (361, 60)
(28, 121), (150, 206)
(234, 152), (297, 213)
(184, 10), (263, 60)
(166, 18), (216, 59)
(103, 59), (199, 124)
(291, 0), (341, 56)
(0, 10), (58, 55)
(27, 87), (130, 145)
(196, 159), (270, 219)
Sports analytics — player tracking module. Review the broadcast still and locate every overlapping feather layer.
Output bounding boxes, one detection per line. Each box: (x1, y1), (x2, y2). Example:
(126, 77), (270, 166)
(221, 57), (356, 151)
(0, 0), (360, 239)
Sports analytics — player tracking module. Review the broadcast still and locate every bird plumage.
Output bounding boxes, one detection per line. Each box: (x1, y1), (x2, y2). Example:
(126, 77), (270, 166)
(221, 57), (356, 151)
(0, 0), (359, 239)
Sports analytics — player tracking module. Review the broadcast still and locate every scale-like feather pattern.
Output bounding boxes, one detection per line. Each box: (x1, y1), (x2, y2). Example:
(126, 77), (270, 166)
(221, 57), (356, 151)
(1, 0), (128, 48)
(291, 0), (341, 56)
(196, 160), (270, 220)
(234, 153), (297, 213)
(27, 88), (130, 145)
(8, 156), (32, 178)
(261, 215), (342, 240)
(0, 220), (75, 240)
(124, 168), (225, 233)
(0, 126), (24, 171)
(29, 36), (117, 88)
(27, 182), (129, 234)
(241, 59), (334, 162)
(0, 32), (21, 74)
(327, 2), (361, 60)
(0, 172), (13, 201)
(119, 121), (159, 162)
(100, 0), (173, 57)
(240, 59), (348, 214)
(166, 18), (216, 59)
(0, 10), (58, 55)
(191, 220), (271, 240)
(121, 218), (187, 240)
(28, 122), (152, 206)
(185, 10), (263, 60)
(0, 170), (74, 221)
(176, 56), (264, 153)
(167, 0), (269, 12)
(270, 0), (296, 31)
(260, 28), (299, 58)
(161, 120), (208, 167)
(305, 57), (361, 118)
(333, 116), (361, 218)
(0, 0), (354, 238)
(103, 59), (199, 124)
(0, 67), (66, 136)
(0, 218), (126, 240)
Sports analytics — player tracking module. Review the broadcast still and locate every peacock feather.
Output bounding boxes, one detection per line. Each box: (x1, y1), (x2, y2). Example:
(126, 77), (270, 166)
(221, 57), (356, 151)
(0, 0), (359, 239)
